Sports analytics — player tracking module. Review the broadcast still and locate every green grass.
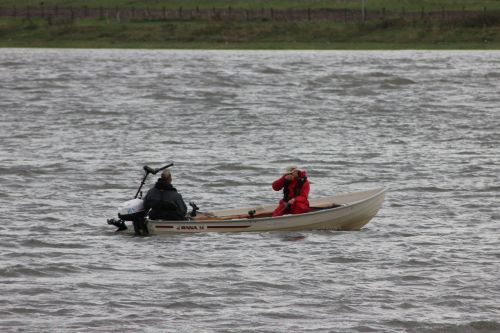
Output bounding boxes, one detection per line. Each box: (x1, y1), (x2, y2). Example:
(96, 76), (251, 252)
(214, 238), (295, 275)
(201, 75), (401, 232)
(2, 17), (500, 49)
(3, 0), (500, 11)
(2, 1), (500, 49)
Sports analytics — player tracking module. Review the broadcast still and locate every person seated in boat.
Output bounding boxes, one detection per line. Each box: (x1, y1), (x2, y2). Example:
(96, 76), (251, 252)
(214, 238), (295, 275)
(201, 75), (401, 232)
(272, 165), (310, 217)
(143, 169), (187, 220)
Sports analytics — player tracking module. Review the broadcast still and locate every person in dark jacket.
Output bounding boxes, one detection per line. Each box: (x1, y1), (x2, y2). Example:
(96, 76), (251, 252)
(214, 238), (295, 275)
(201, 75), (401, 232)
(143, 170), (187, 220)
(272, 165), (310, 217)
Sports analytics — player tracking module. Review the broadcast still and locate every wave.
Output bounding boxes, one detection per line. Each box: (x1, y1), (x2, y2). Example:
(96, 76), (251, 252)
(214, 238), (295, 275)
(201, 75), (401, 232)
(410, 321), (500, 333)
(384, 77), (416, 85)
(402, 186), (453, 193)
(255, 66), (285, 74)
(485, 72), (500, 78)
(0, 263), (80, 278)
(20, 239), (90, 249)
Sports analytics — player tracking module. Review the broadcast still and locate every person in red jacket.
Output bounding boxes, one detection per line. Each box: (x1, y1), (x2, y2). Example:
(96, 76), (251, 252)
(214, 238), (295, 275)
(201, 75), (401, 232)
(272, 165), (310, 217)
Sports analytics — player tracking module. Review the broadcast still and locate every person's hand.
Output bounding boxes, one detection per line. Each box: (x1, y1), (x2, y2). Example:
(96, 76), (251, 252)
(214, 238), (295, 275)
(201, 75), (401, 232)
(288, 198), (296, 205)
(284, 174), (293, 181)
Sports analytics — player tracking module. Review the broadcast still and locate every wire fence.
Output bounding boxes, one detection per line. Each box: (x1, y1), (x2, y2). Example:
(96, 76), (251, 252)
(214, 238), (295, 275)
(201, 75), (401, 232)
(0, 6), (499, 24)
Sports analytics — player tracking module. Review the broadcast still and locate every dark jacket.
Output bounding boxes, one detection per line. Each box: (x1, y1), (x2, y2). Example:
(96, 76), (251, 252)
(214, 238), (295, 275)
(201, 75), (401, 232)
(143, 178), (187, 220)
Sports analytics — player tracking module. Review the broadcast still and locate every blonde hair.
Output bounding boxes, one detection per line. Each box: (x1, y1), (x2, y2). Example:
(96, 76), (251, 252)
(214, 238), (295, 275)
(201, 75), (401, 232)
(285, 165), (299, 174)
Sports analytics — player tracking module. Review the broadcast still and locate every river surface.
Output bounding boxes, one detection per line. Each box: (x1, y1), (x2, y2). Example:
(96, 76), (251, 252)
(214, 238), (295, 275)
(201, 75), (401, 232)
(0, 49), (499, 332)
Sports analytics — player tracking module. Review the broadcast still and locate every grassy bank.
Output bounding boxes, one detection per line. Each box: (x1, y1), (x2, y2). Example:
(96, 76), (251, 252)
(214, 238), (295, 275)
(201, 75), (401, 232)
(2, 16), (500, 49)
(2, 0), (500, 49)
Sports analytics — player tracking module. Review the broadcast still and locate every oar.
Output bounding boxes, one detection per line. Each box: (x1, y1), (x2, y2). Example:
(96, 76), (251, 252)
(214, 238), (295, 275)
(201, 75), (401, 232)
(310, 203), (343, 210)
(198, 210), (273, 221)
(203, 204), (343, 221)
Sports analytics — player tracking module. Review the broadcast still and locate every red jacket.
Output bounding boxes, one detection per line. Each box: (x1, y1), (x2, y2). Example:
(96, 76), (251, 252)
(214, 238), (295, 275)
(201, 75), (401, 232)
(272, 170), (310, 217)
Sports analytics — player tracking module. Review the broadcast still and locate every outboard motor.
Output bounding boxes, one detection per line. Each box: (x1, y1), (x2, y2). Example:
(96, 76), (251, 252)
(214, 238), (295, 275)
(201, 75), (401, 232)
(107, 198), (148, 235)
(118, 198), (148, 235)
(118, 198), (145, 221)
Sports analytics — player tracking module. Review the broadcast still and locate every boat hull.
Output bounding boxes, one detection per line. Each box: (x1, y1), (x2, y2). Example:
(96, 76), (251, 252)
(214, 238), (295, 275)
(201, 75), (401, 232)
(122, 188), (385, 235)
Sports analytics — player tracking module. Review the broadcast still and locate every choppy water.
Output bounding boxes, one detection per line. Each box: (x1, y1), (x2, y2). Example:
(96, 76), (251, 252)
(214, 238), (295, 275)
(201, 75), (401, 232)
(0, 49), (499, 332)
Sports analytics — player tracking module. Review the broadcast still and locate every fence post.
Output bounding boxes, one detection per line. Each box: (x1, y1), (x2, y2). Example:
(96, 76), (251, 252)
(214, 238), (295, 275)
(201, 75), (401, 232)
(381, 7), (385, 20)
(40, 3), (44, 18)
(362, 0), (366, 22)
(99, 6), (103, 19)
(26, 6), (30, 20)
(13, 6), (17, 18)
(70, 7), (74, 21)
(271, 8), (274, 20)
(441, 6), (445, 20)
(308, 8), (311, 21)
(55, 5), (58, 17)
(421, 7), (424, 19)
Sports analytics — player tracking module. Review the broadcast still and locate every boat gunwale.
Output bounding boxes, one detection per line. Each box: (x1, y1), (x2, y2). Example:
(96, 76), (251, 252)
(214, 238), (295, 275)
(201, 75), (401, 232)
(147, 187), (386, 226)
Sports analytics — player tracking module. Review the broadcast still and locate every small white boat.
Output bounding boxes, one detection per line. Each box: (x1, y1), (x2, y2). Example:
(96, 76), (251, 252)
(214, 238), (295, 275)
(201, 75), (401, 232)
(112, 187), (385, 235)
(106, 164), (385, 235)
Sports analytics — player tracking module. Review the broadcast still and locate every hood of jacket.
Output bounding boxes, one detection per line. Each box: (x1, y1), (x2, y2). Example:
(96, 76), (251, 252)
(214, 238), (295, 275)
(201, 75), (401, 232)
(154, 178), (177, 191)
